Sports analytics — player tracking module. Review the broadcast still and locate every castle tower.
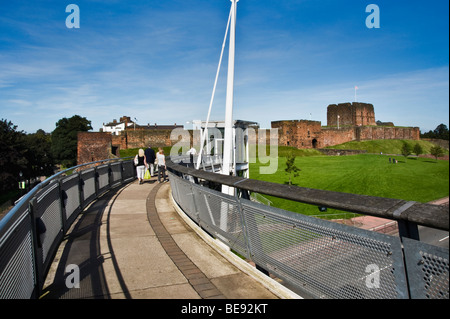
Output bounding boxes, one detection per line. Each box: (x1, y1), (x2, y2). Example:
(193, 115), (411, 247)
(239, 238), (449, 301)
(327, 102), (376, 127)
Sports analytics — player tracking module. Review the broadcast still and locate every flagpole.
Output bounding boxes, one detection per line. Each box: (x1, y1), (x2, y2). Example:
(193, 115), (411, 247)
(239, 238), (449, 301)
(354, 86), (358, 102)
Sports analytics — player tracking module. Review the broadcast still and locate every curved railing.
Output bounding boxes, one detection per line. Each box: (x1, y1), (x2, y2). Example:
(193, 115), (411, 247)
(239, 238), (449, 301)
(167, 157), (449, 299)
(0, 158), (136, 299)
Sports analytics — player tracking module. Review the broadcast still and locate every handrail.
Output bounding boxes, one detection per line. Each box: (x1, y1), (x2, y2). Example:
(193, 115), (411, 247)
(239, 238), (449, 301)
(0, 157), (133, 231)
(166, 158), (449, 231)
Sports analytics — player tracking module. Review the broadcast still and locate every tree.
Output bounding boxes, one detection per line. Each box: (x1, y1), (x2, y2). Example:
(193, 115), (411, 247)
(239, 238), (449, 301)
(0, 119), (28, 192)
(413, 143), (423, 158)
(24, 130), (55, 178)
(433, 124), (449, 140)
(51, 115), (92, 167)
(421, 123), (449, 140)
(401, 142), (412, 159)
(430, 145), (444, 161)
(284, 151), (301, 185)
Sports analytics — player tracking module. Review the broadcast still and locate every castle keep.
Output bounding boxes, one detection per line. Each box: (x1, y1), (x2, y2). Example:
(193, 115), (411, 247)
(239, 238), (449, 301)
(272, 102), (420, 149)
(327, 102), (376, 127)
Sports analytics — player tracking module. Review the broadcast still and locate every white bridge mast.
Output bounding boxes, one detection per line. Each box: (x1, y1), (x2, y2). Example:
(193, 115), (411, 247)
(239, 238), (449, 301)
(221, 0), (239, 196)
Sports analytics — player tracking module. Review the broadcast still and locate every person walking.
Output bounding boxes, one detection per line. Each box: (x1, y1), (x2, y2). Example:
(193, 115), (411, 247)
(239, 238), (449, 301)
(145, 144), (156, 177)
(157, 148), (167, 183)
(187, 145), (197, 165)
(135, 148), (147, 184)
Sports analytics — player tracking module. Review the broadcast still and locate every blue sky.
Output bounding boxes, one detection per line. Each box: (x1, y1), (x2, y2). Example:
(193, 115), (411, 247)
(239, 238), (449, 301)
(0, 0), (448, 133)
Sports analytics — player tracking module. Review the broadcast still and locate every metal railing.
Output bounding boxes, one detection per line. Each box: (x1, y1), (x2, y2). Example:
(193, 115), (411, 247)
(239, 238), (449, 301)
(167, 158), (449, 299)
(0, 158), (136, 299)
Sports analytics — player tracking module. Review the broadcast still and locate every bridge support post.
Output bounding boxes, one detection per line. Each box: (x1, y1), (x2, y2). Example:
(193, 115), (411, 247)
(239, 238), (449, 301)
(397, 220), (420, 241)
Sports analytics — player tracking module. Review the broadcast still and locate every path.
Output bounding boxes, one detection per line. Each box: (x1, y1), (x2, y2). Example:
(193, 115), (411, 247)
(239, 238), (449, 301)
(41, 178), (291, 299)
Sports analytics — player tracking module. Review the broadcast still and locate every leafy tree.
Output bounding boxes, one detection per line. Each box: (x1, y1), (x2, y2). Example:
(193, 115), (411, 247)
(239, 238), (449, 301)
(413, 143), (423, 158)
(51, 115), (92, 167)
(24, 130), (55, 178)
(284, 151), (301, 185)
(0, 119), (27, 192)
(401, 142), (412, 159)
(430, 145), (444, 161)
(433, 124), (449, 140)
(421, 123), (449, 140)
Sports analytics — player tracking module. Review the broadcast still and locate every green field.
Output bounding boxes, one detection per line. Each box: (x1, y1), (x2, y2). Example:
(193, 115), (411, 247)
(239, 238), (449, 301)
(326, 139), (449, 155)
(249, 143), (449, 218)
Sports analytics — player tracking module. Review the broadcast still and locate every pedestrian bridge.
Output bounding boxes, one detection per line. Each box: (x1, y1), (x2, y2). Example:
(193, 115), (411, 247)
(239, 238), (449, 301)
(41, 180), (287, 299)
(0, 157), (448, 299)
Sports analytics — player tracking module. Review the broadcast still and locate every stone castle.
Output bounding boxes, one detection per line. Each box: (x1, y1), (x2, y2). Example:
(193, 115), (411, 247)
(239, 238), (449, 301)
(77, 102), (420, 164)
(272, 102), (419, 149)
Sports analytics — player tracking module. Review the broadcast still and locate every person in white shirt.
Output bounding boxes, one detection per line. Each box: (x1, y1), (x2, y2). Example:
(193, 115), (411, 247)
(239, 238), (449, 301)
(156, 148), (167, 183)
(187, 146), (197, 164)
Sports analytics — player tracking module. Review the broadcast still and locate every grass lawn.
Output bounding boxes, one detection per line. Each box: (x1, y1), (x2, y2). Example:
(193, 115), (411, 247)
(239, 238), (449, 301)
(249, 150), (449, 218)
(326, 139), (449, 155)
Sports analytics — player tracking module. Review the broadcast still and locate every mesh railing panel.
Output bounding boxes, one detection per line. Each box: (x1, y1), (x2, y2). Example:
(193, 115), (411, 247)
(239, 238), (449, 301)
(0, 207), (35, 299)
(61, 174), (81, 224)
(122, 161), (135, 182)
(403, 237), (449, 299)
(81, 168), (96, 206)
(168, 172), (417, 299)
(240, 199), (406, 299)
(96, 165), (110, 194)
(110, 162), (122, 187)
(191, 184), (249, 259)
(174, 176), (198, 221)
(35, 182), (63, 264)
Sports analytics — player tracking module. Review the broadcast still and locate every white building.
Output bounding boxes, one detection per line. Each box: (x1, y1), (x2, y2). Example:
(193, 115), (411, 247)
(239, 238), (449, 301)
(102, 116), (135, 135)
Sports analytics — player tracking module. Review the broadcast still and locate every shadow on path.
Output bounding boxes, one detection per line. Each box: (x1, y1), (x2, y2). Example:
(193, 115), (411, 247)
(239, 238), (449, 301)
(41, 184), (132, 299)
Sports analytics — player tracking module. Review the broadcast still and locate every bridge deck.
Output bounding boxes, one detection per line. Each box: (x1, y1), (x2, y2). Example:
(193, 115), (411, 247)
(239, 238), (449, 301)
(40, 178), (282, 299)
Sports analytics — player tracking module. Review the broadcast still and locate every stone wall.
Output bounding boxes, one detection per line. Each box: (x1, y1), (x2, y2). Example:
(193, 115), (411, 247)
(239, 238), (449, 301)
(77, 132), (115, 164)
(320, 127), (355, 148)
(356, 126), (420, 141)
(272, 120), (322, 148)
(123, 129), (176, 148)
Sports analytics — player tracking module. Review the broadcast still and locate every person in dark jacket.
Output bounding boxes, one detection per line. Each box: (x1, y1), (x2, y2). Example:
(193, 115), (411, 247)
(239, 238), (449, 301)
(145, 145), (156, 176)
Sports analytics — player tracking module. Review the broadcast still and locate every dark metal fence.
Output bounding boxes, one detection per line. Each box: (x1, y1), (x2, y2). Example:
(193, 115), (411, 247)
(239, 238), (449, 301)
(167, 158), (449, 299)
(0, 158), (136, 299)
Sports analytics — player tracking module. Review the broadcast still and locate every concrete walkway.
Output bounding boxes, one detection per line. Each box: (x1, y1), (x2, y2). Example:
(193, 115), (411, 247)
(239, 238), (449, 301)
(41, 178), (288, 299)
